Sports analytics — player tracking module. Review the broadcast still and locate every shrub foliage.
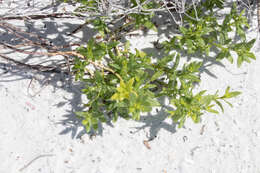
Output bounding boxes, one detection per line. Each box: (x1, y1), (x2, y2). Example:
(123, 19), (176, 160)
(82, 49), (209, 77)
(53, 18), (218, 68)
(63, 0), (256, 132)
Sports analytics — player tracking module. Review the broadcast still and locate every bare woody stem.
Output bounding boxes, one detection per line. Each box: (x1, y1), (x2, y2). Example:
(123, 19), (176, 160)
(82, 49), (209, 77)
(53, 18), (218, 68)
(0, 42), (123, 81)
(0, 13), (84, 20)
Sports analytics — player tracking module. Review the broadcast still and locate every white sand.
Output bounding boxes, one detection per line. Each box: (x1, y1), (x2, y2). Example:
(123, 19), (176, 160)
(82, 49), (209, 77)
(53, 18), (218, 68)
(0, 0), (260, 173)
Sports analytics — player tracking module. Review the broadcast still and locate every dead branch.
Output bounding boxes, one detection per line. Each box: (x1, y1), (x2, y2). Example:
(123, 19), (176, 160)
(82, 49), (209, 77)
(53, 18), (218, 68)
(67, 20), (91, 36)
(0, 13), (81, 20)
(0, 21), (54, 50)
(19, 154), (54, 172)
(0, 13), (88, 20)
(0, 21), (82, 51)
(0, 41), (123, 79)
(27, 77), (50, 97)
(0, 53), (70, 74)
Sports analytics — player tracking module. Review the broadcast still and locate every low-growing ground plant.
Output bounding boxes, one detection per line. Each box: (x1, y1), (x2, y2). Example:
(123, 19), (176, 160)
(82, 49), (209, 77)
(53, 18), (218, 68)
(57, 0), (257, 132)
(0, 0), (249, 132)
(0, 0), (256, 135)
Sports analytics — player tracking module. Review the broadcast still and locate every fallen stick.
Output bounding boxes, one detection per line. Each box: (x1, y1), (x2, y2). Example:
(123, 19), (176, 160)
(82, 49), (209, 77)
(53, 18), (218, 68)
(67, 21), (90, 36)
(0, 13), (83, 20)
(0, 42), (121, 79)
(19, 154), (54, 172)
(0, 22), (81, 51)
(27, 77), (50, 97)
(0, 53), (70, 74)
(0, 21), (53, 50)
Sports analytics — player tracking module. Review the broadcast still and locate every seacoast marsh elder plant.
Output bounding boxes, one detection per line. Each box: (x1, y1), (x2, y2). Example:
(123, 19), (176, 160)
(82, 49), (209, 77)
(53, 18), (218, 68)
(63, 0), (256, 132)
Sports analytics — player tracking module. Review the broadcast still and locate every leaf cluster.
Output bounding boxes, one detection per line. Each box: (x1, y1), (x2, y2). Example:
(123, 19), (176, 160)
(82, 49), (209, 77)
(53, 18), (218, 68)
(163, 2), (255, 67)
(73, 39), (241, 132)
(67, 0), (255, 132)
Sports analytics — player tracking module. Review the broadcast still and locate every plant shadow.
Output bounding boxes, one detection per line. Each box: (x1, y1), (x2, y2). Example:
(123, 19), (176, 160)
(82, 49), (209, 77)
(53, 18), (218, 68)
(0, 1), (99, 139)
(133, 104), (177, 140)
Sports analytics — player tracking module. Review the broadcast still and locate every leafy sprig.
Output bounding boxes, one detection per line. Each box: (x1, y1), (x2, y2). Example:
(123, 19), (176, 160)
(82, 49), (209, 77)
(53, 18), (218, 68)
(164, 2), (255, 67)
(67, 0), (255, 132)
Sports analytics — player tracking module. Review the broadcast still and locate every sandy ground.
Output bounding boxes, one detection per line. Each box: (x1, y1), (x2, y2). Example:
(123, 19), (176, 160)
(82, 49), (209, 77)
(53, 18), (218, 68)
(0, 0), (260, 173)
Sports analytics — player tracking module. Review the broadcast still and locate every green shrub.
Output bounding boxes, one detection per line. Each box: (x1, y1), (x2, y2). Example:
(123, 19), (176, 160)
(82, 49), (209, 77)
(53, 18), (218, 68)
(63, 0), (255, 132)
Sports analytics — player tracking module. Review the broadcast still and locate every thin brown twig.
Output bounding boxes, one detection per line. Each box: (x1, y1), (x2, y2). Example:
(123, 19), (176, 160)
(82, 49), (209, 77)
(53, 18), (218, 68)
(0, 42), (55, 56)
(0, 23), (42, 48)
(0, 41), (80, 51)
(0, 21), (82, 51)
(19, 154), (54, 172)
(0, 22), (53, 50)
(0, 18), (122, 80)
(56, 43), (81, 49)
(0, 13), (80, 20)
(67, 20), (90, 36)
(27, 77), (50, 97)
(0, 53), (69, 74)
(62, 54), (71, 74)
(0, 42), (122, 79)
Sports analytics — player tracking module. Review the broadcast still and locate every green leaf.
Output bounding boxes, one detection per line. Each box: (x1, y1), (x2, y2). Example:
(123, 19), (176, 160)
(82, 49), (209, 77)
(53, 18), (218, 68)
(75, 111), (87, 118)
(135, 49), (146, 58)
(224, 99), (233, 107)
(206, 105), (219, 114)
(172, 54), (180, 71)
(236, 25), (246, 41)
(216, 51), (226, 61)
(245, 39), (256, 51)
(94, 71), (103, 83)
(85, 124), (91, 132)
(112, 112), (119, 123)
(225, 91), (241, 98)
(201, 95), (214, 106)
(223, 14), (231, 25)
(243, 52), (256, 60)
(124, 41), (131, 51)
(132, 112), (140, 121)
(150, 71), (164, 82)
(219, 32), (225, 45)
(107, 41), (119, 49)
(127, 78), (135, 88)
(178, 117), (186, 128)
(93, 123), (98, 131)
(237, 55), (243, 67)
(226, 54), (234, 64)
(143, 20), (157, 32)
(158, 54), (175, 67)
(87, 39), (95, 59)
(214, 100), (224, 113)
(197, 38), (205, 47)
(109, 63), (121, 70)
(182, 74), (200, 82)
(144, 84), (157, 89)
(222, 87), (241, 99)
(110, 78), (136, 101)
(180, 26), (187, 33)
(147, 98), (160, 107)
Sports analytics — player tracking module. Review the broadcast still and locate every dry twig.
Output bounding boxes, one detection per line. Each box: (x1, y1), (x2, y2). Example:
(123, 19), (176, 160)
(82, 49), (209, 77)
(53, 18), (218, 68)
(19, 154), (54, 172)
(0, 13), (80, 20)
(0, 53), (70, 74)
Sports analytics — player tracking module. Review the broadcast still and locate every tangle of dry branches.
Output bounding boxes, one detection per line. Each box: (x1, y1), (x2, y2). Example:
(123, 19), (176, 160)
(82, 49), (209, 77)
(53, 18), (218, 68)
(0, 0), (256, 78)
